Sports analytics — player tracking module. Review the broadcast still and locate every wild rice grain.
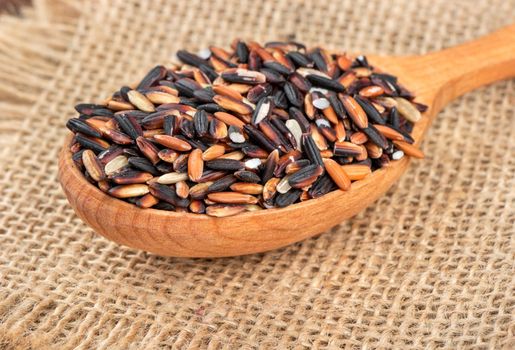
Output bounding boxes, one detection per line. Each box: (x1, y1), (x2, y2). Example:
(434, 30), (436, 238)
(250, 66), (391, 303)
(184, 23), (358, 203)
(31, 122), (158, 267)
(66, 118), (102, 138)
(230, 183), (263, 195)
(111, 170), (154, 185)
(394, 97), (422, 122)
(288, 164), (323, 188)
(234, 170), (261, 183)
(340, 95), (368, 129)
(104, 155), (129, 176)
(306, 74), (345, 92)
(109, 184), (149, 198)
(275, 189), (302, 207)
(206, 158), (244, 171)
(308, 174), (336, 198)
(188, 149), (204, 182)
(302, 134), (324, 167)
(82, 149), (106, 182)
(153, 135), (192, 152)
(136, 193), (160, 208)
(323, 158), (351, 190)
(207, 192), (258, 205)
(340, 164), (372, 180)
(157, 172), (189, 184)
(127, 90), (155, 112)
(392, 140), (424, 159)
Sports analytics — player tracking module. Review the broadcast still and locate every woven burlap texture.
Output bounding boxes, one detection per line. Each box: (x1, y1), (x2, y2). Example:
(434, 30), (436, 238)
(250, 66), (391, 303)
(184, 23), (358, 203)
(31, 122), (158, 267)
(0, 0), (79, 159)
(0, 0), (514, 349)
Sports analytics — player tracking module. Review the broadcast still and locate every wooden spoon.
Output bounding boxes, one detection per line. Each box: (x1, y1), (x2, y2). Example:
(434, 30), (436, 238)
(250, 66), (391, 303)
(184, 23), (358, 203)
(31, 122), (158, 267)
(58, 24), (515, 257)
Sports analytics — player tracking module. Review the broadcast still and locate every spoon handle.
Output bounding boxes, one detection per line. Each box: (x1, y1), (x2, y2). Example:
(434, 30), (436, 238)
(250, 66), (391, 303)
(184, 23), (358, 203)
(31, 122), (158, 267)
(402, 24), (515, 110)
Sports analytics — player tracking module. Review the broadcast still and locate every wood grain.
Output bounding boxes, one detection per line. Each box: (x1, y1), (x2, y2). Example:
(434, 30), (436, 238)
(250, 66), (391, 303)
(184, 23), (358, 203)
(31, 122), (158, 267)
(58, 24), (515, 257)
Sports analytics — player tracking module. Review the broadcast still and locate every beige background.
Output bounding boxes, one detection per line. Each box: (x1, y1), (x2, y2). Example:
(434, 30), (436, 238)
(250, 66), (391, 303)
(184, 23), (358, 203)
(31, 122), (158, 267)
(0, 0), (514, 348)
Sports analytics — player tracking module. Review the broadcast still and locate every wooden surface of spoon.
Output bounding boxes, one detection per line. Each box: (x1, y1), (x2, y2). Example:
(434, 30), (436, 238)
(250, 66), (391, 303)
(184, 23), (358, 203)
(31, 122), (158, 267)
(58, 24), (515, 257)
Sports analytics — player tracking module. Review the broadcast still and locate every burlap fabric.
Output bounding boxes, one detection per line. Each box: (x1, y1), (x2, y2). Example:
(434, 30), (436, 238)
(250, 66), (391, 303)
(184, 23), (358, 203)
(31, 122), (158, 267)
(0, 0), (514, 348)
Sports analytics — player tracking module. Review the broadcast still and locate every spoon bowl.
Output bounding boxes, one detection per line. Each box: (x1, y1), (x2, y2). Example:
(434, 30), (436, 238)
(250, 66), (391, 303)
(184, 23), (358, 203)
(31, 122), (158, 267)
(59, 25), (515, 257)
